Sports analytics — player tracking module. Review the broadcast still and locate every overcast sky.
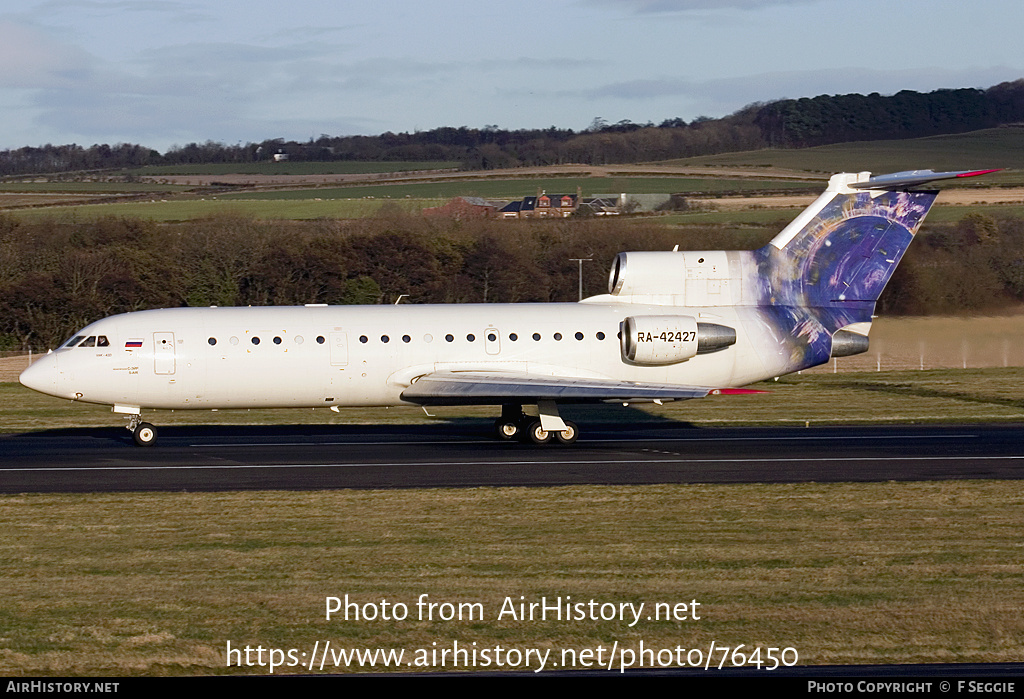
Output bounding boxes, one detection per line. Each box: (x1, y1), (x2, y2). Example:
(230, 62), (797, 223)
(1, 0), (1022, 151)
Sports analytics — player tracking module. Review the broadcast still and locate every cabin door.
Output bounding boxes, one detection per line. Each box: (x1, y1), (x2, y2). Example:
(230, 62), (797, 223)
(153, 332), (176, 375)
(330, 332), (349, 366)
(484, 327), (501, 355)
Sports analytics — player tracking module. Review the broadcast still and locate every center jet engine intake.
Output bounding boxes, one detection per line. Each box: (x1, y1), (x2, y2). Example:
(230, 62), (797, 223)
(621, 315), (736, 366)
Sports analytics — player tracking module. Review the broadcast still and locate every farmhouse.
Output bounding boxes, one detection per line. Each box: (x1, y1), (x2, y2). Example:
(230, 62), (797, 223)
(499, 189), (581, 218)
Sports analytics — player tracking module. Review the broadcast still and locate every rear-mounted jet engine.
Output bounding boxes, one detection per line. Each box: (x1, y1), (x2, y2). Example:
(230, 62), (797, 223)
(621, 316), (736, 366)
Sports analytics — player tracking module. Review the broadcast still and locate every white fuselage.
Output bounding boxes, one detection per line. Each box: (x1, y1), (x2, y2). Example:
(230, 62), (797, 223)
(21, 169), (984, 427)
(21, 300), (782, 411)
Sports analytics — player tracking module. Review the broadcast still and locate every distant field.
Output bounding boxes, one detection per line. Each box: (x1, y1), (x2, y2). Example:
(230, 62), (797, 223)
(219, 177), (816, 201)
(9, 198), (1021, 225)
(9, 194), (1021, 225)
(3, 176), (817, 221)
(6, 126), (1024, 221)
(122, 161), (459, 176)
(662, 127), (1024, 178)
(661, 203), (1024, 226)
(0, 194), (98, 208)
(0, 182), (190, 193)
(661, 209), (802, 226)
(6, 198), (444, 222)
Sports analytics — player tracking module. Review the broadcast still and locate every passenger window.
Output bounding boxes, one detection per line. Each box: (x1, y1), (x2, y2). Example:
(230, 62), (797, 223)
(575, 332), (583, 341)
(273, 336), (282, 345)
(208, 337), (217, 346)
(317, 336), (325, 344)
(553, 333), (562, 341)
(597, 332), (605, 340)
(509, 333), (518, 341)
(402, 335), (411, 343)
(381, 335), (390, 343)
(467, 334), (475, 342)
(445, 334), (454, 342)
(252, 337), (260, 345)
(360, 336), (368, 343)
(532, 333), (540, 341)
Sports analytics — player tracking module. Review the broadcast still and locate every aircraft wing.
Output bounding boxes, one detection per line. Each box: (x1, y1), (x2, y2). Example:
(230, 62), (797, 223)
(400, 371), (714, 405)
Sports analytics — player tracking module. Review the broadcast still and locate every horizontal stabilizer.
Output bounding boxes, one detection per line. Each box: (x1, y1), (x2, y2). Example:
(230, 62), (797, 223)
(401, 371), (711, 405)
(849, 169), (1000, 190)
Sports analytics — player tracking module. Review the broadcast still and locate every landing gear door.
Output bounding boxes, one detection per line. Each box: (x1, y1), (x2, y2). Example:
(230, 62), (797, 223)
(153, 332), (176, 375)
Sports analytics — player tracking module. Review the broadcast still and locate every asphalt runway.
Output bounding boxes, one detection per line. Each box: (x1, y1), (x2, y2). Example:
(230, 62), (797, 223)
(3, 421), (1024, 493)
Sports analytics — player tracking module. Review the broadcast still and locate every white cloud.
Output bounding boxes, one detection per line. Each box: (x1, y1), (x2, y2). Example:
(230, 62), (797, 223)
(0, 20), (97, 89)
(584, 66), (1024, 111)
(33, 0), (208, 23)
(583, 0), (823, 13)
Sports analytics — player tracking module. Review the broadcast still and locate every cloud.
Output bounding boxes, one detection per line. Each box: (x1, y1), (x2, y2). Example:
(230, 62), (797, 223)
(9, 36), (459, 146)
(584, 66), (1024, 110)
(0, 20), (98, 89)
(32, 0), (209, 22)
(583, 0), (824, 13)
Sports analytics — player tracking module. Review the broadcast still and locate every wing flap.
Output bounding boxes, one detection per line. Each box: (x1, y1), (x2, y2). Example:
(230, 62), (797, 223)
(400, 371), (711, 405)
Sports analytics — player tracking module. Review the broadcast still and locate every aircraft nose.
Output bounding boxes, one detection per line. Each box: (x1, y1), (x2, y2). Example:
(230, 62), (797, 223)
(19, 352), (58, 396)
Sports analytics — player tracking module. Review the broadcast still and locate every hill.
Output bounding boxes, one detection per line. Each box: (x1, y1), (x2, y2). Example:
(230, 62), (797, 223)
(660, 127), (1024, 179)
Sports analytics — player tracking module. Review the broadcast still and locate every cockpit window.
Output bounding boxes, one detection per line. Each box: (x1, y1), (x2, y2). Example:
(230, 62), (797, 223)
(97, 336), (109, 347)
(63, 335), (86, 348)
(80, 336), (96, 347)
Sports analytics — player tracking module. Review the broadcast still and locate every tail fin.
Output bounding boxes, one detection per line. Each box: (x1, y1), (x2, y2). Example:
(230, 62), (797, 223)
(759, 169), (996, 308)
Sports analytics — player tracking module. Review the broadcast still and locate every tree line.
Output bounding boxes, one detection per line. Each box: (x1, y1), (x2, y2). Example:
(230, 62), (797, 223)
(755, 82), (1024, 147)
(3, 81), (1023, 177)
(2, 212), (1023, 351)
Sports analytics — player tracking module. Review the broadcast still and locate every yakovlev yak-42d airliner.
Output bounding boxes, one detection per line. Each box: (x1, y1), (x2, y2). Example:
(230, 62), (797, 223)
(20, 168), (996, 446)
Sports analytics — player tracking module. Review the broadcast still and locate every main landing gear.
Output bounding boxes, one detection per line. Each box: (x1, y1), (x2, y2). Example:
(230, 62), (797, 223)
(125, 414), (158, 447)
(493, 402), (578, 445)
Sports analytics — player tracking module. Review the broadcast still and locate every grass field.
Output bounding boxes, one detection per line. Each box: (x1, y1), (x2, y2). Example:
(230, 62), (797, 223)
(9, 198), (1016, 224)
(0, 182), (191, 194)
(216, 176), (817, 201)
(662, 127), (1024, 177)
(5, 198), (444, 222)
(121, 161), (460, 176)
(2, 175), (816, 221)
(660, 203), (1024, 226)
(1, 481), (1022, 675)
